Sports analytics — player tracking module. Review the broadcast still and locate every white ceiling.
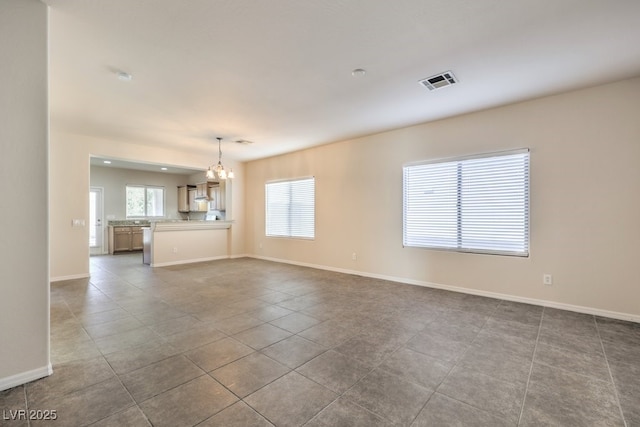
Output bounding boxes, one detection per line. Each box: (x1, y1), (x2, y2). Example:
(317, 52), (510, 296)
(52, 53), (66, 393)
(44, 0), (640, 163)
(89, 156), (201, 175)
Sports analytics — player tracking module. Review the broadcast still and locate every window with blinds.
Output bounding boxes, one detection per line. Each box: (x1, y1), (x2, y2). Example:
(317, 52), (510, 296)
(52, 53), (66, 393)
(403, 149), (529, 256)
(266, 177), (315, 239)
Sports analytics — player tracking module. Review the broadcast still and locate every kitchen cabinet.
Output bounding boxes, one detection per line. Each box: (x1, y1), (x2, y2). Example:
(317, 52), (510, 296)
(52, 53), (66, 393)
(177, 185), (191, 213)
(195, 182), (208, 200)
(188, 189), (197, 211)
(208, 185), (218, 209)
(188, 188), (207, 212)
(109, 226), (144, 253)
(208, 183), (225, 211)
(179, 185), (207, 213)
(131, 227), (143, 250)
(113, 227), (132, 252)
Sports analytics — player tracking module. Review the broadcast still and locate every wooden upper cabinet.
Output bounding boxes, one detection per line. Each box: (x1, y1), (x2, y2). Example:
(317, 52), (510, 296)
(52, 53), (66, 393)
(195, 183), (208, 200)
(178, 185), (190, 213)
(208, 184), (225, 211)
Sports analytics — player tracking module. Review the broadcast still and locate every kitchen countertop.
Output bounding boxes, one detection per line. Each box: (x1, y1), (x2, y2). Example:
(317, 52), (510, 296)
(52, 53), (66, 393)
(108, 220), (151, 226)
(108, 219), (231, 230)
(150, 220), (233, 232)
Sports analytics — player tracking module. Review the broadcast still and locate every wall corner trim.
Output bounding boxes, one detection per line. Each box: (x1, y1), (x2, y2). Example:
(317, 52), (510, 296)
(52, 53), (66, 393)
(0, 364), (52, 392)
(151, 255), (229, 268)
(50, 273), (90, 282)
(249, 255), (640, 324)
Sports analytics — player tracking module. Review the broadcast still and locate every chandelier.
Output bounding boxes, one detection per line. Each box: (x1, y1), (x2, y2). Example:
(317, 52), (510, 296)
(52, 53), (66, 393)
(206, 137), (234, 180)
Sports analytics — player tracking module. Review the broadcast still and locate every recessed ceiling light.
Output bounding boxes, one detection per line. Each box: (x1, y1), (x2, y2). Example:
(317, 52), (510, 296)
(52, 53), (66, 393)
(161, 167), (168, 171)
(351, 68), (366, 77)
(116, 71), (133, 82)
(103, 160), (112, 164)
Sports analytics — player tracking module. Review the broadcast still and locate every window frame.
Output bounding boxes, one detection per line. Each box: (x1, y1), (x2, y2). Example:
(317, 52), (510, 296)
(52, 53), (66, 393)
(125, 184), (166, 218)
(265, 176), (315, 240)
(403, 149), (530, 257)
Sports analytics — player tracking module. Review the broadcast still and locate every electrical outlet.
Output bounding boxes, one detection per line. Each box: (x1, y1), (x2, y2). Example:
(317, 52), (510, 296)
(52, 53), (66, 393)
(352, 252), (357, 261)
(543, 274), (553, 286)
(172, 247), (178, 254)
(259, 243), (263, 249)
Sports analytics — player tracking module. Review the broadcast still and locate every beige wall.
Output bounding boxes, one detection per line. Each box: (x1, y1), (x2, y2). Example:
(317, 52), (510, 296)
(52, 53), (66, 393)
(0, 0), (50, 389)
(245, 77), (640, 320)
(90, 165), (193, 220)
(50, 133), (245, 280)
(49, 77), (639, 318)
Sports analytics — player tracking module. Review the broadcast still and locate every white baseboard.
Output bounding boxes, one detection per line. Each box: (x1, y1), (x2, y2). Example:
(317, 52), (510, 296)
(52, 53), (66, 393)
(230, 253), (251, 259)
(49, 273), (90, 282)
(250, 255), (640, 323)
(0, 364), (52, 392)
(152, 255), (229, 267)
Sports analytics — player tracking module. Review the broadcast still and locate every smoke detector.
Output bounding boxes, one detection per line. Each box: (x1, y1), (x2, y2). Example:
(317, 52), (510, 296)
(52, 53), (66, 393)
(116, 71), (133, 82)
(418, 71), (458, 91)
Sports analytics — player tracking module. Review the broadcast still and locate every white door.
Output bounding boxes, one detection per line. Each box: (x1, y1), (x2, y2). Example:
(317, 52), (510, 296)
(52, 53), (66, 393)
(89, 187), (104, 255)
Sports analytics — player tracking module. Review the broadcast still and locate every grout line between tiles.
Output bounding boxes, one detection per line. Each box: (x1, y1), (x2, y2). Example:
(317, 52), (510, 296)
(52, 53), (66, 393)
(594, 318), (629, 427)
(417, 303), (528, 418)
(50, 255), (639, 426)
(67, 306), (148, 426)
(410, 299), (502, 425)
(516, 305), (544, 425)
(23, 384), (31, 427)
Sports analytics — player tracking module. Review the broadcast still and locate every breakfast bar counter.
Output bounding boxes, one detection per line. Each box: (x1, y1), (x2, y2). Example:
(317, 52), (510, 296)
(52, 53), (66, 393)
(145, 220), (232, 267)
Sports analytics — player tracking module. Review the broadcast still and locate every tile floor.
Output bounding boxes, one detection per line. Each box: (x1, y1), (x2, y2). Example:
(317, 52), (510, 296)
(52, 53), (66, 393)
(1, 254), (639, 426)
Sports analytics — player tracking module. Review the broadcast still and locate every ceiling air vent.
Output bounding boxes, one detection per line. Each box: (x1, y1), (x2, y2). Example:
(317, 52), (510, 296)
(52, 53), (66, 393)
(418, 71), (458, 91)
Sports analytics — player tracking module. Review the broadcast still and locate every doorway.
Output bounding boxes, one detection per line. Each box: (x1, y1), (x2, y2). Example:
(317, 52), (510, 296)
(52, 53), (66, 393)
(89, 187), (104, 255)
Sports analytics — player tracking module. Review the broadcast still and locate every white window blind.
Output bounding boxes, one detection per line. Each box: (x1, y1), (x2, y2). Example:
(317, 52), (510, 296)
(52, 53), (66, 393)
(266, 177), (315, 239)
(403, 150), (529, 256)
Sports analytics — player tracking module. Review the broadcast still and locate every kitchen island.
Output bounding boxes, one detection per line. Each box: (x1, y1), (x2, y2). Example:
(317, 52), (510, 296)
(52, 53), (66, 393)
(144, 220), (232, 267)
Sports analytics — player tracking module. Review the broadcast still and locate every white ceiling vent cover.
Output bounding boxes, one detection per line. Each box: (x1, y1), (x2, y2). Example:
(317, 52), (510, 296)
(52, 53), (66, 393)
(419, 71), (458, 91)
